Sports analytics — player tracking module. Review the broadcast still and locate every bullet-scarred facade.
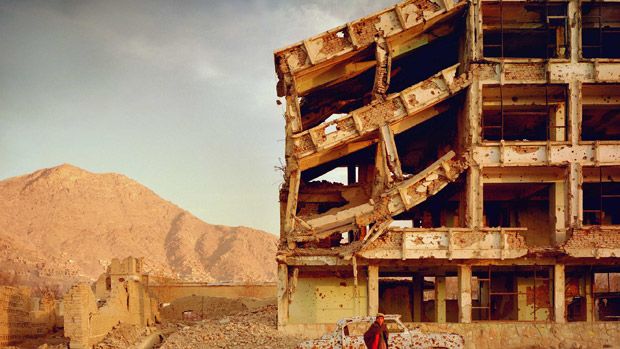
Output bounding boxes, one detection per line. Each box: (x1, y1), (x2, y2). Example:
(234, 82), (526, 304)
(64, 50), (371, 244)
(274, 0), (620, 345)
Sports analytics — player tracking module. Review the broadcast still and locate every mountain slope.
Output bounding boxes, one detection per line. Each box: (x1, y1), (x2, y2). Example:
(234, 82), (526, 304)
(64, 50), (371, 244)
(0, 164), (277, 290)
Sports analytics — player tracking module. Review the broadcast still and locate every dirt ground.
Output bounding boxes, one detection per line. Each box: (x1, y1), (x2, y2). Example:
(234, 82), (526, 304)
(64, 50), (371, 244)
(158, 305), (305, 349)
(2, 298), (306, 349)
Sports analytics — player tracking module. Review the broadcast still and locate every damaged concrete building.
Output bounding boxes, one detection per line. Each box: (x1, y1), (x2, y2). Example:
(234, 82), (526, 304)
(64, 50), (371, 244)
(274, 0), (620, 344)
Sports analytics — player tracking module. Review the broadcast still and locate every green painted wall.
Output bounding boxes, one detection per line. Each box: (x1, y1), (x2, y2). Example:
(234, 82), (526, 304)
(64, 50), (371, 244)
(289, 272), (368, 324)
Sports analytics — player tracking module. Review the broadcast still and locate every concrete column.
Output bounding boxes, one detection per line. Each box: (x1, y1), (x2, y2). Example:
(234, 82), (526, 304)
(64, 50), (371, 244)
(585, 270), (594, 322)
(347, 165), (357, 185)
(277, 264), (289, 328)
(550, 181), (567, 245)
(554, 264), (566, 323)
(568, 0), (580, 63)
(368, 265), (379, 316)
(413, 273), (424, 322)
(435, 276), (447, 323)
(283, 170), (301, 240)
(568, 80), (582, 146)
(470, 0), (483, 62)
(550, 103), (567, 142)
(568, 162), (583, 228)
(466, 165), (484, 229)
(458, 265), (472, 323)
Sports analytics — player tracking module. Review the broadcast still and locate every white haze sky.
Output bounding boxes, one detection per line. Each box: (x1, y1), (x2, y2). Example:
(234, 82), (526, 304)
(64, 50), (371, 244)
(0, 0), (395, 235)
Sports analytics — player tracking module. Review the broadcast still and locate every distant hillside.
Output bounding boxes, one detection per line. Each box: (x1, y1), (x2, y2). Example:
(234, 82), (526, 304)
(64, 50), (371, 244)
(0, 164), (277, 292)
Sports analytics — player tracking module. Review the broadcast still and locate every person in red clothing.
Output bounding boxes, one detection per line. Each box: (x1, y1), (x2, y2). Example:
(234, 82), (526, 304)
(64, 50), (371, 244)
(363, 313), (389, 349)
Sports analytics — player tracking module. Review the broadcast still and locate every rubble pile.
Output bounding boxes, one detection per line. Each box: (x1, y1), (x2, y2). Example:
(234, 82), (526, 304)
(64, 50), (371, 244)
(159, 305), (305, 348)
(94, 323), (158, 349)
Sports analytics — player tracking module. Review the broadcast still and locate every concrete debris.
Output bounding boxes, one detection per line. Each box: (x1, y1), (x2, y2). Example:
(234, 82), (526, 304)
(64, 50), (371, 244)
(159, 305), (305, 349)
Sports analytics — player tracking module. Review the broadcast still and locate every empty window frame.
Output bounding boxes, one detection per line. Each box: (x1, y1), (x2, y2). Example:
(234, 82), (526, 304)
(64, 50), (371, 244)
(379, 276), (417, 322)
(483, 183), (553, 246)
(482, 85), (567, 141)
(593, 271), (620, 321)
(582, 167), (620, 225)
(581, 84), (620, 141)
(472, 266), (553, 321)
(582, 2), (620, 59)
(565, 267), (588, 322)
(482, 0), (569, 59)
(378, 271), (458, 323)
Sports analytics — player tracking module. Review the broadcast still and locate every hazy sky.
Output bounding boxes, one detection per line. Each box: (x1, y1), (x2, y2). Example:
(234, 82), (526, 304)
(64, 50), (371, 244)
(0, 0), (395, 235)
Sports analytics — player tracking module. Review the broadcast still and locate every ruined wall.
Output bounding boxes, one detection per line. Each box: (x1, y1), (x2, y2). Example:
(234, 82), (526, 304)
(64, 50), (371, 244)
(288, 273), (368, 324)
(159, 295), (250, 321)
(148, 283), (276, 304)
(0, 286), (60, 346)
(64, 281), (158, 349)
(63, 257), (159, 349)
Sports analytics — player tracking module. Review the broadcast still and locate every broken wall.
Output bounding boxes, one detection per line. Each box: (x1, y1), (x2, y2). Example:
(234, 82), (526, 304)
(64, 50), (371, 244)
(63, 257), (159, 349)
(148, 283), (276, 304)
(0, 286), (60, 346)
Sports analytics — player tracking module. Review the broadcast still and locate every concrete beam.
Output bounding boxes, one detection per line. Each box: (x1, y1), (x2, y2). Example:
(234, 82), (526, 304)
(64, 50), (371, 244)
(291, 151), (467, 240)
(473, 143), (620, 167)
(292, 64), (470, 170)
(476, 62), (620, 85)
(274, 0), (468, 96)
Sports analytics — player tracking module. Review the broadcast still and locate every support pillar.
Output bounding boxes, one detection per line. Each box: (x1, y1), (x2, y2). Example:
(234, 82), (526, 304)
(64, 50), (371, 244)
(458, 265), (472, 323)
(568, 79), (582, 146)
(413, 273), (424, 322)
(550, 102), (567, 142)
(277, 264), (289, 328)
(368, 265), (379, 316)
(568, 162), (582, 229)
(466, 165), (484, 229)
(435, 276), (447, 323)
(554, 263), (566, 323)
(379, 124), (403, 180)
(585, 270), (594, 322)
(568, 0), (580, 64)
(550, 181), (567, 245)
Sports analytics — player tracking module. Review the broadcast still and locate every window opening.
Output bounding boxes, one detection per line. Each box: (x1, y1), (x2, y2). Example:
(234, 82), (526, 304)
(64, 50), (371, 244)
(594, 271), (620, 321)
(583, 167), (620, 225)
(582, 2), (620, 58)
(482, 85), (567, 141)
(483, 0), (569, 59)
(473, 266), (553, 321)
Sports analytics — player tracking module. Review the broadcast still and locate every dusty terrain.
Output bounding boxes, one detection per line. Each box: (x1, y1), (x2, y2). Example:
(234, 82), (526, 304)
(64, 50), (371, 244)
(71, 297), (305, 349)
(158, 305), (304, 349)
(0, 164), (278, 292)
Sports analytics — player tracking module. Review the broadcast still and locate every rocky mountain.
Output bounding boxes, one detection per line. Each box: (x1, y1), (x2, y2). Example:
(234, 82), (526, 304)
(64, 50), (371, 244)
(0, 164), (277, 292)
